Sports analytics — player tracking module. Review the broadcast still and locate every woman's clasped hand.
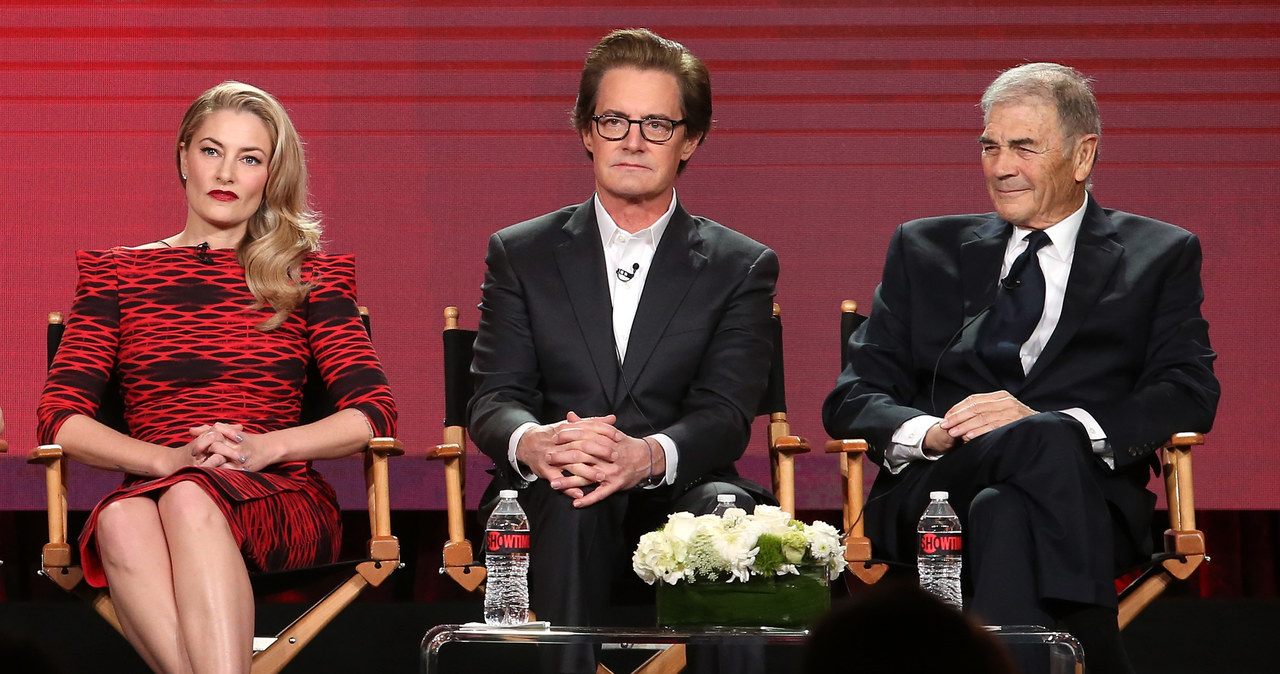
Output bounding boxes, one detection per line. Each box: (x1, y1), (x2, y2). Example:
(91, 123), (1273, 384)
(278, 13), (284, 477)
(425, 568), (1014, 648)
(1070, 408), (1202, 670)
(183, 422), (269, 471)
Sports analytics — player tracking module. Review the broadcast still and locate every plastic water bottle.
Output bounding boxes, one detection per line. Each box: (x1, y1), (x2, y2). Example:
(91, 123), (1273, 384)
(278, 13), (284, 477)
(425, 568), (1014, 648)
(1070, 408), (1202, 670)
(711, 493), (736, 516)
(484, 489), (530, 625)
(918, 490), (963, 609)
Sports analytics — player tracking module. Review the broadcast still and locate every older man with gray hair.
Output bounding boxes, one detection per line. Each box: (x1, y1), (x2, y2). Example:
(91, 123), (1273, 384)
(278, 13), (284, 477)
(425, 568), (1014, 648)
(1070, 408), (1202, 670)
(824, 63), (1219, 673)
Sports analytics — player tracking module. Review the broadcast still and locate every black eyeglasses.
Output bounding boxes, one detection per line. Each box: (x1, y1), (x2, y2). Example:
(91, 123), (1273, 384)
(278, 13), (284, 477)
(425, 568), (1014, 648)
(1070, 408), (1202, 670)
(591, 114), (686, 143)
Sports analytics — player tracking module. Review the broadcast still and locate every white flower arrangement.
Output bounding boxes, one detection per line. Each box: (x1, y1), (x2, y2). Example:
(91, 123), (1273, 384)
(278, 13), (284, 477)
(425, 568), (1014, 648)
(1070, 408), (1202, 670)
(632, 505), (847, 586)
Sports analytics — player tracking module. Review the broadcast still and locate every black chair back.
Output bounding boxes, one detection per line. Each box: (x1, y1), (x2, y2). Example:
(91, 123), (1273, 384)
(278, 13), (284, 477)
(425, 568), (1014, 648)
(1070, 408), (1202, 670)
(755, 305), (786, 417)
(840, 301), (869, 369)
(442, 326), (477, 428)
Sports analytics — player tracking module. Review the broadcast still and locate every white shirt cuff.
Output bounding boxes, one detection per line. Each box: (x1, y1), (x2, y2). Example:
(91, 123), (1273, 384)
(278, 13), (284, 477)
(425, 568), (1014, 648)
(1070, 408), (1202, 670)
(1060, 407), (1113, 468)
(507, 422), (540, 482)
(884, 415), (945, 474)
(646, 433), (678, 488)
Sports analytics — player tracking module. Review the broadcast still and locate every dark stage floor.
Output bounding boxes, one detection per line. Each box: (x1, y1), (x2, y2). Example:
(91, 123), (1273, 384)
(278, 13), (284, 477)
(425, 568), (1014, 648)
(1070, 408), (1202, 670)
(0, 597), (1273, 673)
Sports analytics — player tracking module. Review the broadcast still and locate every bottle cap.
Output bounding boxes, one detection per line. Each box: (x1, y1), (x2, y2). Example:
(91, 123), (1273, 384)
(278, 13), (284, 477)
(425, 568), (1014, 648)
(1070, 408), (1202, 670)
(929, 491), (949, 500)
(499, 489), (519, 499)
(717, 494), (736, 503)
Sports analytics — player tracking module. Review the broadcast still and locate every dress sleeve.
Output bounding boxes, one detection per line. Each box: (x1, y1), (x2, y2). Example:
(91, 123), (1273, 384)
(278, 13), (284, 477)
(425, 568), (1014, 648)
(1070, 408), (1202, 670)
(38, 250), (121, 444)
(304, 254), (398, 438)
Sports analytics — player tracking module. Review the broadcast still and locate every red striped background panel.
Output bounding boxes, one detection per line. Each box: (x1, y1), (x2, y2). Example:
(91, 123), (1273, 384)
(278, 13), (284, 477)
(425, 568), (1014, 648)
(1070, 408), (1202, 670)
(0, 1), (1275, 510)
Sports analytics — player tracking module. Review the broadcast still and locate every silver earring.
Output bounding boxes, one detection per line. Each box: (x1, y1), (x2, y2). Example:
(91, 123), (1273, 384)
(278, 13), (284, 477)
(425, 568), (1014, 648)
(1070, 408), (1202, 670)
(181, 173), (187, 181)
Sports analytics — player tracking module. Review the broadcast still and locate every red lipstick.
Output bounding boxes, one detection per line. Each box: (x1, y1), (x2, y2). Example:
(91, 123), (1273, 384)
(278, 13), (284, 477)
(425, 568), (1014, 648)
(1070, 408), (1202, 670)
(208, 190), (238, 202)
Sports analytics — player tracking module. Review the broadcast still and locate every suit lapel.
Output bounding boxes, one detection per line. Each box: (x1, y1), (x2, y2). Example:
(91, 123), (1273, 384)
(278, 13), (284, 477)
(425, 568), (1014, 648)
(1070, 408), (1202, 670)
(553, 200), (620, 408)
(958, 217), (1008, 388)
(615, 205), (705, 402)
(1023, 198), (1122, 387)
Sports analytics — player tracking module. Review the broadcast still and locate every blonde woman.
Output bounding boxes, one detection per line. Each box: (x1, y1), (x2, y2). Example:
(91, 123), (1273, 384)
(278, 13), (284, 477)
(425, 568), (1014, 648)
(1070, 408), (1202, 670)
(38, 81), (396, 674)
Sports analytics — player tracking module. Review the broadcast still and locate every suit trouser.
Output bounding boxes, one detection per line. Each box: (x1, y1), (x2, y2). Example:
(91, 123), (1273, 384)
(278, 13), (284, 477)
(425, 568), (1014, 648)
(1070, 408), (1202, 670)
(868, 412), (1122, 609)
(866, 412), (1139, 674)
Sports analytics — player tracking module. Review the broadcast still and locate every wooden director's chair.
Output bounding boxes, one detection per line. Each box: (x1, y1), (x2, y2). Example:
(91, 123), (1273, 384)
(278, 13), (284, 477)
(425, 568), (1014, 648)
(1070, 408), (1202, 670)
(30, 308), (404, 673)
(825, 300), (1207, 629)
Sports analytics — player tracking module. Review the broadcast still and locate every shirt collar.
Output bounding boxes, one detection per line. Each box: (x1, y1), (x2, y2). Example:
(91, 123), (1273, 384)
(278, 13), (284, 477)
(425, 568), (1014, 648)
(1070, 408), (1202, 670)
(595, 190), (677, 251)
(1010, 192), (1088, 262)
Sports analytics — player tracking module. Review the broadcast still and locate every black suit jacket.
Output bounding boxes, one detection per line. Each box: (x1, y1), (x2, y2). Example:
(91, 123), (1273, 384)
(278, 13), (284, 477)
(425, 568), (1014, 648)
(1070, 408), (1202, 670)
(469, 199), (779, 495)
(823, 197), (1219, 547)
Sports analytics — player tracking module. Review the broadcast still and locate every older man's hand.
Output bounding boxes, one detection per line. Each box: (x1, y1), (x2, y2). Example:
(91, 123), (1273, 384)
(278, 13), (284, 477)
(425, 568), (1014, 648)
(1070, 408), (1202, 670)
(939, 391), (1037, 443)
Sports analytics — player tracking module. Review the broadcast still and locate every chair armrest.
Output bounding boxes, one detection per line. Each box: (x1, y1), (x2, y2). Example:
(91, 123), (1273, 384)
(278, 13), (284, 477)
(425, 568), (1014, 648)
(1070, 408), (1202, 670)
(770, 434), (809, 516)
(27, 444), (75, 573)
(823, 437), (888, 583)
(426, 442), (463, 459)
(425, 426), (486, 591)
(1161, 433), (1202, 535)
(826, 438), (869, 537)
(771, 435), (810, 456)
(367, 437), (404, 457)
(426, 427), (469, 542)
(28, 444), (66, 463)
(1118, 433), (1209, 627)
(825, 438), (869, 454)
(362, 437), (402, 556)
(1160, 433), (1205, 577)
(766, 415), (809, 516)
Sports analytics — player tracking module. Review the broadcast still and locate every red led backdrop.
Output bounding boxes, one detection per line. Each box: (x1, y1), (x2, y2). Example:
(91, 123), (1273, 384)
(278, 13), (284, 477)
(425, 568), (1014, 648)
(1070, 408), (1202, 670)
(1, 2), (1276, 510)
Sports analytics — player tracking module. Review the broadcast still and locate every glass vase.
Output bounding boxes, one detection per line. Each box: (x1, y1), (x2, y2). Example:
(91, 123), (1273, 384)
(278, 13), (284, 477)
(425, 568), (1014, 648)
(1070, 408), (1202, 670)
(655, 566), (830, 628)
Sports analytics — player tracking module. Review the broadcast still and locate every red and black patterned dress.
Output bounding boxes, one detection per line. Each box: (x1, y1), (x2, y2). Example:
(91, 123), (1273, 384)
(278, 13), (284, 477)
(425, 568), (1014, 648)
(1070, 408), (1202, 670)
(37, 247), (397, 588)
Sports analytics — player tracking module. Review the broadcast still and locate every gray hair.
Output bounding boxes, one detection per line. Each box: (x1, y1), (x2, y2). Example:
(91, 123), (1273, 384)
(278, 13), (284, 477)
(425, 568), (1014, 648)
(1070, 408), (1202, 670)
(980, 62), (1101, 141)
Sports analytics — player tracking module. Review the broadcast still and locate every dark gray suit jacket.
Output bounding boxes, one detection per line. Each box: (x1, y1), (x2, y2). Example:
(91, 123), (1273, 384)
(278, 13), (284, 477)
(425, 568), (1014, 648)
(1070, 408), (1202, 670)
(469, 199), (779, 495)
(823, 196), (1219, 548)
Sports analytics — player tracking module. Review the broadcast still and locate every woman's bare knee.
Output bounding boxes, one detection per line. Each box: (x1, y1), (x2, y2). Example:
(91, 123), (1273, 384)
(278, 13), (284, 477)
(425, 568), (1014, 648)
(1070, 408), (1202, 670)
(96, 497), (163, 570)
(157, 481), (230, 532)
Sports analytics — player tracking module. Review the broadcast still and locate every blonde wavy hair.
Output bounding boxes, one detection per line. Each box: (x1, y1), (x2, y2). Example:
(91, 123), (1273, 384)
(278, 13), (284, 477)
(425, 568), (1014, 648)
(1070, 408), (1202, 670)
(176, 81), (321, 331)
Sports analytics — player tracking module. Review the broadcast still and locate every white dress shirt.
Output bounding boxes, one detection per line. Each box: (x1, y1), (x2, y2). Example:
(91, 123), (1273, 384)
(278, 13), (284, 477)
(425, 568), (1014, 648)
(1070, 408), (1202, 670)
(506, 193), (682, 486)
(885, 194), (1111, 473)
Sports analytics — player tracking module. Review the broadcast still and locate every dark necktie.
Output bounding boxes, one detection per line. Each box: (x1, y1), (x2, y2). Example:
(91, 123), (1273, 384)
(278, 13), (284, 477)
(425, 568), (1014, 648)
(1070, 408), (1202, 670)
(978, 230), (1051, 386)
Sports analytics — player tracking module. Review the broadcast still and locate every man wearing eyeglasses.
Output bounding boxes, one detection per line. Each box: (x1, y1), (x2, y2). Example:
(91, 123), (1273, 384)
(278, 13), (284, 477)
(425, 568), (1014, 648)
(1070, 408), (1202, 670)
(468, 28), (778, 657)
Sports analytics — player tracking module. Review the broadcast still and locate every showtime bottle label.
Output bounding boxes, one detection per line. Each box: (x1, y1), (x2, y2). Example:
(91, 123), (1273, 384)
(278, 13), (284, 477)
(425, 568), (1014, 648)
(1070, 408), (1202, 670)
(918, 532), (962, 556)
(486, 528), (531, 555)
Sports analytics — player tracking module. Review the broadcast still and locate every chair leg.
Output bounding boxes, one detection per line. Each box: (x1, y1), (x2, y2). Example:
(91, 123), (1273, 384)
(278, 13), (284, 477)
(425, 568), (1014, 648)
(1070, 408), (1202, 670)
(843, 538), (889, 585)
(1118, 570), (1174, 630)
(250, 559), (396, 674)
(85, 588), (123, 635)
(632, 644), (685, 674)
